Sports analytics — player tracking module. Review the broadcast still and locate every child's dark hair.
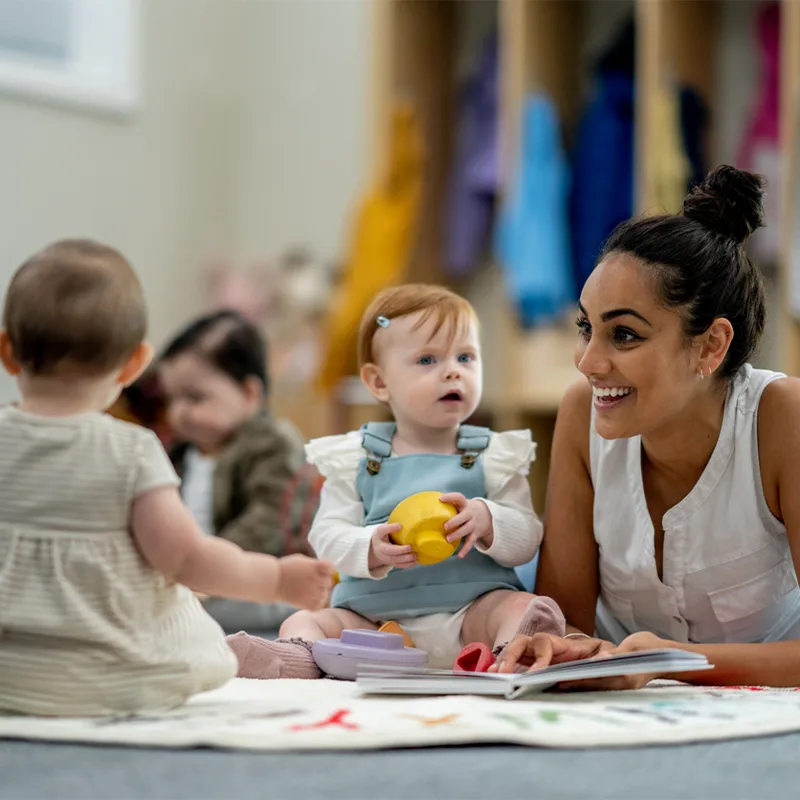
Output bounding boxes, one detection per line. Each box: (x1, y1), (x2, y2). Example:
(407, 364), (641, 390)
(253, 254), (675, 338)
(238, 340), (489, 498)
(160, 310), (269, 394)
(601, 165), (766, 379)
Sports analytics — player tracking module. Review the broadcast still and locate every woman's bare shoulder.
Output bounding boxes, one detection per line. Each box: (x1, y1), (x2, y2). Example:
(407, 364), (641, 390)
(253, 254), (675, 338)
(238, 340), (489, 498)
(554, 378), (593, 463)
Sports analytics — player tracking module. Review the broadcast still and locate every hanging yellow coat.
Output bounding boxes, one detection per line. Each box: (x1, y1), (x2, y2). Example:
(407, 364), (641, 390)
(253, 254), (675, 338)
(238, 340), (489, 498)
(645, 83), (691, 215)
(317, 104), (423, 392)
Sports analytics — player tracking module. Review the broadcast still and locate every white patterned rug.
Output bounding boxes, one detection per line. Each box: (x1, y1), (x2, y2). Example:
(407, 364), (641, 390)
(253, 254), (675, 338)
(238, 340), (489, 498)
(1, 679), (800, 751)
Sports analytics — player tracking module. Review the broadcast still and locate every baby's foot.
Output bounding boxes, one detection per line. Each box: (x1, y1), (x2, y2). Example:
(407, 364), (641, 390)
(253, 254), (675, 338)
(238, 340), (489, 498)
(226, 632), (322, 679)
(515, 596), (566, 638)
(493, 596), (567, 658)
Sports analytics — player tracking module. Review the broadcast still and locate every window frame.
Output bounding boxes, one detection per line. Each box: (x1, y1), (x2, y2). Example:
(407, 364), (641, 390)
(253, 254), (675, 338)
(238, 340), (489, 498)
(0, 0), (139, 116)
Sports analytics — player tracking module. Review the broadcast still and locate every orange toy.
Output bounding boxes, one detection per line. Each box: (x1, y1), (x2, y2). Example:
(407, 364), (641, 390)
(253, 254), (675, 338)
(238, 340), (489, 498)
(378, 621), (416, 648)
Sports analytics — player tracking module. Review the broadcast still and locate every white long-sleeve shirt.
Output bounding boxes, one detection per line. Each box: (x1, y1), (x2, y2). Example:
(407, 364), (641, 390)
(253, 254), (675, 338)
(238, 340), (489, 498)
(305, 429), (542, 580)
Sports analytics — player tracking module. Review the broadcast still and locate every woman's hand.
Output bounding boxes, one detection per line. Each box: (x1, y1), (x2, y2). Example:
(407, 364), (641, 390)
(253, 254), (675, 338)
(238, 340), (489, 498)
(491, 630), (673, 691)
(556, 631), (670, 691)
(491, 632), (615, 673)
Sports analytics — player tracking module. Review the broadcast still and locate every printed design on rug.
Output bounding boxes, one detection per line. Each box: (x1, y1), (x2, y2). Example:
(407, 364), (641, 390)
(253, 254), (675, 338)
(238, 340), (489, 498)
(2, 679), (800, 752)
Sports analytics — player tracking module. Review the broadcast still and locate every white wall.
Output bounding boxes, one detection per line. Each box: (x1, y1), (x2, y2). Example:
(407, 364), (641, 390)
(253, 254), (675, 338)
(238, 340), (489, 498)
(231, 0), (369, 263)
(0, 0), (371, 402)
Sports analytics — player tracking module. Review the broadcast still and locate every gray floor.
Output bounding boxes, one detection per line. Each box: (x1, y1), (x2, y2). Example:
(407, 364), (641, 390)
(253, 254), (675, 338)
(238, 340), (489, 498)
(3, 733), (800, 800)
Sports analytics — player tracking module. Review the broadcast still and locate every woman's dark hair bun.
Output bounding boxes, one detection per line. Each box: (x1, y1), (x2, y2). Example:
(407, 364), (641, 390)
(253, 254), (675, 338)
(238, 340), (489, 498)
(682, 164), (766, 245)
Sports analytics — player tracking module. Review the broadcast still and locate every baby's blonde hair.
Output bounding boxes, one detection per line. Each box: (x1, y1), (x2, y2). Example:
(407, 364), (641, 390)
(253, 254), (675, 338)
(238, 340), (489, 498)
(358, 284), (477, 368)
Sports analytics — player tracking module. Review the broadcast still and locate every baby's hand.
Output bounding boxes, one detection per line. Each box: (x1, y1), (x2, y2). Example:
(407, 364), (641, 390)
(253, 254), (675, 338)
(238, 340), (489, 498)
(440, 492), (494, 557)
(369, 523), (418, 570)
(277, 554), (335, 610)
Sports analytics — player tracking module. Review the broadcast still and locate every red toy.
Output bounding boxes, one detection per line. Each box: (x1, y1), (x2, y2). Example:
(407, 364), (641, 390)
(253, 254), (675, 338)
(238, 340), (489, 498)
(453, 642), (496, 673)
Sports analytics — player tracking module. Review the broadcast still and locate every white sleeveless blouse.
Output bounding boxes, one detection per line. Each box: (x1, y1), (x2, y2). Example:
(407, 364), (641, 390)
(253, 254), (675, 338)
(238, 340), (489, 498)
(590, 365), (800, 645)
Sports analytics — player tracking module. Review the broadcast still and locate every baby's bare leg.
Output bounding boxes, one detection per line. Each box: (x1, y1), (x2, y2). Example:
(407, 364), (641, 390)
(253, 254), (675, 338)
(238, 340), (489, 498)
(461, 590), (565, 654)
(227, 608), (375, 680)
(280, 608), (377, 641)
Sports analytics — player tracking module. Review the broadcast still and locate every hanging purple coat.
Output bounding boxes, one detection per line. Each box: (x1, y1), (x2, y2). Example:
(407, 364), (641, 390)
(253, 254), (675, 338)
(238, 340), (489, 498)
(444, 34), (499, 277)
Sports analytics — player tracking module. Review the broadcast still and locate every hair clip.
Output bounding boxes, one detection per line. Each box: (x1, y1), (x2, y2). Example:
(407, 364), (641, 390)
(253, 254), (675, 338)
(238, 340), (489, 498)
(376, 316), (390, 329)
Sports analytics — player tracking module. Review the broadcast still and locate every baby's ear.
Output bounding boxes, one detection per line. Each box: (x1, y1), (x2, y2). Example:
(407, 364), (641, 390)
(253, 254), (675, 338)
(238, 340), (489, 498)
(360, 362), (389, 403)
(242, 375), (265, 407)
(0, 331), (21, 376)
(119, 342), (154, 387)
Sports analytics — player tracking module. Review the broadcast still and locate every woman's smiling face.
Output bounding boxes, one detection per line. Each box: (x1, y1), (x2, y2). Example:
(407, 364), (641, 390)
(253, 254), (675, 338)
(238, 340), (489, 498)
(574, 252), (703, 440)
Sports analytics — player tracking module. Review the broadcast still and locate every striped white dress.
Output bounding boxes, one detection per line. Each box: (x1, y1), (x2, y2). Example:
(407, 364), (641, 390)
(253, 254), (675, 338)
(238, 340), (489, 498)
(0, 407), (237, 716)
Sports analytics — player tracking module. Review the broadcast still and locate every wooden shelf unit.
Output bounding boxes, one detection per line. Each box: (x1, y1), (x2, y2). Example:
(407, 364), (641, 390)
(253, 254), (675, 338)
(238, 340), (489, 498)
(359, 0), (800, 511)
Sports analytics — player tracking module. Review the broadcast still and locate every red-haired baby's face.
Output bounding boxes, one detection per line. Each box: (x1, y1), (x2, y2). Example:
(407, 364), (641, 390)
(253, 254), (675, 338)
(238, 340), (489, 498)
(361, 311), (482, 432)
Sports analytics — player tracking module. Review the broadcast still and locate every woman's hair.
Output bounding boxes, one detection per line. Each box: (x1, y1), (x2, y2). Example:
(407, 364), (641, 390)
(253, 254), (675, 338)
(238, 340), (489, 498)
(160, 310), (269, 394)
(357, 283), (477, 368)
(601, 165), (767, 378)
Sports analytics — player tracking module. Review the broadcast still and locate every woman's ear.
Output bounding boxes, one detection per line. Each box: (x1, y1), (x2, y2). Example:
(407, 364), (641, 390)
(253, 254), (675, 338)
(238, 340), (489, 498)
(698, 317), (734, 377)
(0, 331), (21, 376)
(360, 362), (389, 403)
(118, 342), (154, 387)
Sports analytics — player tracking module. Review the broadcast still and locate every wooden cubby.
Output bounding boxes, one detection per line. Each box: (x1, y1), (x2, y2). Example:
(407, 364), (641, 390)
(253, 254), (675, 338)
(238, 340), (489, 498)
(345, 0), (800, 513)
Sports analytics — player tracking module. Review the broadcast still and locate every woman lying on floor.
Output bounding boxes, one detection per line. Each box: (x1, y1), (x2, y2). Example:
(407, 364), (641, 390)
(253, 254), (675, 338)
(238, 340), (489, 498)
(496, 165), (800, 689)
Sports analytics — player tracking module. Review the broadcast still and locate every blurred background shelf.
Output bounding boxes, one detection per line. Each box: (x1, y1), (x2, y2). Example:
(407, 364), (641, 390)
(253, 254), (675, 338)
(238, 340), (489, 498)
(319, 0), (800, 512)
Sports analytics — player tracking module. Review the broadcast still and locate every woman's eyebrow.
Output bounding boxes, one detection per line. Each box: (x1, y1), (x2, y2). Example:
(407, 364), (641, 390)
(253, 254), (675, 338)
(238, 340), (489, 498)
(578, 301), (652, 327)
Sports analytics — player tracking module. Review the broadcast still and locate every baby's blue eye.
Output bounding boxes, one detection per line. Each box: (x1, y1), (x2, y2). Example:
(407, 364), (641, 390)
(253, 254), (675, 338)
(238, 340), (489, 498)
(457, 353), (473, 364)
(418, 355), (434, 366)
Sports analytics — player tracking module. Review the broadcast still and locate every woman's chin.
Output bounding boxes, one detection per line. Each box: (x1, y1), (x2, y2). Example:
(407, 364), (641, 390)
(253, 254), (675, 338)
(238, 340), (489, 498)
(593, 417), (635, 441)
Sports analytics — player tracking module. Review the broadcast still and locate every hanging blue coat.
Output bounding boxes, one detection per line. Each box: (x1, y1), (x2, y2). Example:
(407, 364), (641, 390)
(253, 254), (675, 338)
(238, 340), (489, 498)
(494, 94), (574, 328)
(569, 71), (635, 290)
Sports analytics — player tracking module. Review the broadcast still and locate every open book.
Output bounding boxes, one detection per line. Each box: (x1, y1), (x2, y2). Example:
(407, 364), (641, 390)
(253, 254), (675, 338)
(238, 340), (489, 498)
(356, 649), (712, 700)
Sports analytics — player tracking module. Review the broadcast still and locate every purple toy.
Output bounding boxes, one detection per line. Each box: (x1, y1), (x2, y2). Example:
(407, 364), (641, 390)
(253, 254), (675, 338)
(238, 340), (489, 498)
(311, 629), (428, 681)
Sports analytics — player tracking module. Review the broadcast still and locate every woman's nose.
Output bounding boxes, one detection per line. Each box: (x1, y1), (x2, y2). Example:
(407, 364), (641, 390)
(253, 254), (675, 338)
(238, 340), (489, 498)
(576, 338), (611, 378)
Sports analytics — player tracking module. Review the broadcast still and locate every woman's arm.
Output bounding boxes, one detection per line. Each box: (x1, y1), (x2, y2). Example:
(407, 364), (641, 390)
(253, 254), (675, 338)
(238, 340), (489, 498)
(535, 379), (601, 635)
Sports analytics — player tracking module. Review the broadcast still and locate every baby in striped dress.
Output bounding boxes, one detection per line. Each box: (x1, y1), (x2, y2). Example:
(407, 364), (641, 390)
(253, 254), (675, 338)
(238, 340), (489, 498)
(0, 239), (334, 716)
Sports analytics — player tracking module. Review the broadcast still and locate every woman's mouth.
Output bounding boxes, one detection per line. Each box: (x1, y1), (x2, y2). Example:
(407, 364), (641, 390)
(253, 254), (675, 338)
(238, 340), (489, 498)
(592, 385), (634, 410)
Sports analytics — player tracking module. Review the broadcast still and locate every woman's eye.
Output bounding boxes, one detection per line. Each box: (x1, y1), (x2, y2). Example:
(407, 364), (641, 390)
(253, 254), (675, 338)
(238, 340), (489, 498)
(418, 355), (434, 366)
(575, 317), (591, 340)
(613, 327), (641, 345)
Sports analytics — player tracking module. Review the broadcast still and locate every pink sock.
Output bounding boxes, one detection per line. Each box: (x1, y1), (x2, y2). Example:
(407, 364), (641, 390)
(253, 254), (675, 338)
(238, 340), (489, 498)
(226, 632), (322, 680)
(515, 596), (566, 637)
(493, 596), (567, 658)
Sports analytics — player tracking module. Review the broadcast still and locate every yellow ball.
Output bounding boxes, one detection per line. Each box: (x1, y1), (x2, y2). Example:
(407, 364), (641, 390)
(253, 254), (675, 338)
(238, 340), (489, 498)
(388, 491), (458, 565)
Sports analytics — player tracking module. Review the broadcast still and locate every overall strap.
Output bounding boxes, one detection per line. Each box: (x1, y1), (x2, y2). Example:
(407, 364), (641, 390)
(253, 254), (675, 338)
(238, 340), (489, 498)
(457, 425), (492, 469)
(360, 422), (396, 475)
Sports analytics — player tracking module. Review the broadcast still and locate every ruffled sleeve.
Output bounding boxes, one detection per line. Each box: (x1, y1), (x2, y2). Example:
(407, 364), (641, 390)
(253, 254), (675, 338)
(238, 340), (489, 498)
(482, 429), (536, 496)
(304, 430), (389, 580)
(304, 430), (363, 481)
(475, 429), (541, 568)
